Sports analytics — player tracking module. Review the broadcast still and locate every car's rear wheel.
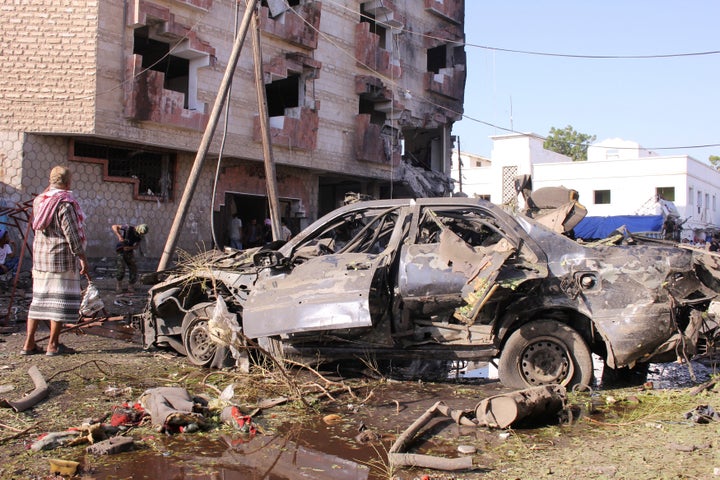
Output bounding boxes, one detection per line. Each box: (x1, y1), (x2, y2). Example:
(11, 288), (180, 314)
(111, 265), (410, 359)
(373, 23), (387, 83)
(498, 319), (593, 389)
(182, 303), (218, 367)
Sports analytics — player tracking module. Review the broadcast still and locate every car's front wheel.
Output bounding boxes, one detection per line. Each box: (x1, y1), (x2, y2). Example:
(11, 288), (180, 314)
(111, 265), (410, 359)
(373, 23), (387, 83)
(498, 319), (593, 389)
(182, 302), (220, 367)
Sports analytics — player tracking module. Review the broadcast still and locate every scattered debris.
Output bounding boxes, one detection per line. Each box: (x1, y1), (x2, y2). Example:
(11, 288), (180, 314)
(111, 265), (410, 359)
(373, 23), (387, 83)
(322, 413), (343, 425)
(684, 404), (720, 424)
(0, 365), (48, 412)
(138, 387), (208, 434)
(388, 386), (568, 472)
(667, 442), (711, 453)
(220, 406), (257, 439)
(104, 386), (133, 398)
(48, 458), (79, 476)
(31, 431), (78, 452)
(475, 385), (567, 429)
(86, 436), (135, 455)
(388, 401), (475, 472)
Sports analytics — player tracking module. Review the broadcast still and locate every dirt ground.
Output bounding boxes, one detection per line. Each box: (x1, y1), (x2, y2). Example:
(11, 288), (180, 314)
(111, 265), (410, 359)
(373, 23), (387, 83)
(1, 274), (720, 479)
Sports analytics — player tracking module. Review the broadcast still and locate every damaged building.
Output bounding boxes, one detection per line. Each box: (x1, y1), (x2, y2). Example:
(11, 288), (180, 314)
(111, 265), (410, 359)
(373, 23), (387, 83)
(0, 0), (466, 258)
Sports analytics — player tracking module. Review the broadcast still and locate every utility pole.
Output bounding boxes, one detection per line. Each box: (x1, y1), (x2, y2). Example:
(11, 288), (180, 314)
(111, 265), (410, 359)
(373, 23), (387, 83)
(157, 0), (259, 272)
(457, 136), (463, 194)
(251, 10), (282, 241)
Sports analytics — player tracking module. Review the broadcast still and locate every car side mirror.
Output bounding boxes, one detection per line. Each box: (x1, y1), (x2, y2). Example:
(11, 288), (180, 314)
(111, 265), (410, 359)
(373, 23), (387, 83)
(253, 250), (285, 269)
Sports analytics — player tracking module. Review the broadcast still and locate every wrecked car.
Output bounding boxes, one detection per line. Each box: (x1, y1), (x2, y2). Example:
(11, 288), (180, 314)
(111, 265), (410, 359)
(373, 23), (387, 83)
(137, 198), (720, 388)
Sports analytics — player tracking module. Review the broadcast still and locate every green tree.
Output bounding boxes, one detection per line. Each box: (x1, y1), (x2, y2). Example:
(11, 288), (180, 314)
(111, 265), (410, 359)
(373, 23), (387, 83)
(710, 155), (720, 170)
(543, 125), (597, 162)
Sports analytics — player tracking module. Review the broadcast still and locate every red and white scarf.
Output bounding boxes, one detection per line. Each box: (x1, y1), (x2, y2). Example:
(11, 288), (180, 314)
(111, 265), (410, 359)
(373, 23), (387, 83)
(32, 188), (87, 245)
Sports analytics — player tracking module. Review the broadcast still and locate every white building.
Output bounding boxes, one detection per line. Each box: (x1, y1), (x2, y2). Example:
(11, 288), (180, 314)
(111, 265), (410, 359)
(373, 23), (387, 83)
(451, 133), (720, 239)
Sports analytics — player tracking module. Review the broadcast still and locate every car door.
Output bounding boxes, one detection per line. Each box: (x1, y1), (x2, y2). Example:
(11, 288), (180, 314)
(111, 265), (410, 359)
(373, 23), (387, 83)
(242, 205), (408, 338)
(398, 204), (545, 324)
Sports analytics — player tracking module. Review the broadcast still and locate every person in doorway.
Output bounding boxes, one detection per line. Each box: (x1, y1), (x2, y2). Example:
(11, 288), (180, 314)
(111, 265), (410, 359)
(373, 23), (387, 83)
(281, 220), (292, 242)
(0, 228), (18, 275)
(228, 213), (243, 250)
(263, 218), (273, 245)
(245, 218), (262, 248)
(23, 165), (89, 356)
(111, 223), (148, 293)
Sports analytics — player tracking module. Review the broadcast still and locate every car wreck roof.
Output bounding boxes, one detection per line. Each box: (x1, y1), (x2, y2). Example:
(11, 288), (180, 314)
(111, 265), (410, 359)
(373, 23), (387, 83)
(338, 197), (500, 210)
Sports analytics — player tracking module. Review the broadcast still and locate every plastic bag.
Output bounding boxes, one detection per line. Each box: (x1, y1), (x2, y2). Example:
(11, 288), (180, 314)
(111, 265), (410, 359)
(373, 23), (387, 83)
(79, 281), (104, 316)
(207, 296), (244, 360)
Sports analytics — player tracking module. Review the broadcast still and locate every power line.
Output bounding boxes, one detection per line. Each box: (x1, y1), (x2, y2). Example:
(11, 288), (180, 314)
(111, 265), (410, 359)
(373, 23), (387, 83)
(326, 0), (720, 60)
(465, 42), (720, 60)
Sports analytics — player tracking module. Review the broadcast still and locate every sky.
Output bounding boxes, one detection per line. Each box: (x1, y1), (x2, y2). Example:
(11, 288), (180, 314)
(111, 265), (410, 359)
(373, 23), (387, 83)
(451, 2), (720, 163)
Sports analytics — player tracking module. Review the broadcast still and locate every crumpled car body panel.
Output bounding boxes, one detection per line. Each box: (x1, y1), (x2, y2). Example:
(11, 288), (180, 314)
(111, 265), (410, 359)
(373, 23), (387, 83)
(243, 253), (384, 338)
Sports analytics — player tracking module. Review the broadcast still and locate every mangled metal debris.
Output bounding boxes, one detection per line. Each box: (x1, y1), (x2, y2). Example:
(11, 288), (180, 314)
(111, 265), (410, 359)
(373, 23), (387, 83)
(475, 385), (567, 429)
(388, 386), (568, 472)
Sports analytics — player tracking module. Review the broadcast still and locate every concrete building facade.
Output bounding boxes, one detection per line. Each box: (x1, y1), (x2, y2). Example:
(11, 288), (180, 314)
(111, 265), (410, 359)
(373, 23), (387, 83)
(0, 0), (466, 260)
(452, 134), (720, 239)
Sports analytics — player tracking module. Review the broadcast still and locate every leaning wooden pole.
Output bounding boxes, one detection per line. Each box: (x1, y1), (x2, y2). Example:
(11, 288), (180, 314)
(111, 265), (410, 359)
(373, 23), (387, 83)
(250, 10), (282, 241)
(157, 0), (259, 272)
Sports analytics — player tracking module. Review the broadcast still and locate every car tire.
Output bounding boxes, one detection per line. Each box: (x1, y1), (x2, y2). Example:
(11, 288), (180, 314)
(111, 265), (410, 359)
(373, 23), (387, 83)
(181, 302), (220, 367)
(498, 319), (593, 389)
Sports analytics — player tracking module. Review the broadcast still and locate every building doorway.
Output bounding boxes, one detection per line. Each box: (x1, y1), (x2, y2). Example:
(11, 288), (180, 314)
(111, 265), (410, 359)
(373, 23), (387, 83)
(216, 192), (301, 249)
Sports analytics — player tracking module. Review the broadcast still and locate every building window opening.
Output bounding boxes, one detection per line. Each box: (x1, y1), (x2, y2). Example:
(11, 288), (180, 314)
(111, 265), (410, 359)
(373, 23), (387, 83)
(73, 141), (175, 201)
(656, 187), (675, 201)
(427, 45), (447, 73)
(359, 97), (387, 126)
(427, 44), (465, 74)
(261, 0), (301, 18)
(360, 3), (388, 49)
(594, 190), (611, 204)
(265, 75), (300, 117)
(133, 27), (190, 108)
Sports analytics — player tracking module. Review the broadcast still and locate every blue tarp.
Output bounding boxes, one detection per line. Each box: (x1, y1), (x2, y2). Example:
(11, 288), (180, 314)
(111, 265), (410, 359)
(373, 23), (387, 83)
(573, 215), (664, 240)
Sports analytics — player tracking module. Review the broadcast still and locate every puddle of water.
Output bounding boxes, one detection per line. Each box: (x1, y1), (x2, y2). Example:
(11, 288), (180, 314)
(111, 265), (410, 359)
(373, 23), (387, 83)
(646, 360), (716, 389)
(456, 356), (717, 391)
(82, 426), (375, 480)
(453, 361), (498, 379)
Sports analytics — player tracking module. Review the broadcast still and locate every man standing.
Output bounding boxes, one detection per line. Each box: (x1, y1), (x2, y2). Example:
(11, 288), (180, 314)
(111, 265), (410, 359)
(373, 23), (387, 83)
(112, 223), (148, 293)
(229, 213), (243, 250)
(281, 220), (292, 242)
(23, 165), (89, 356)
